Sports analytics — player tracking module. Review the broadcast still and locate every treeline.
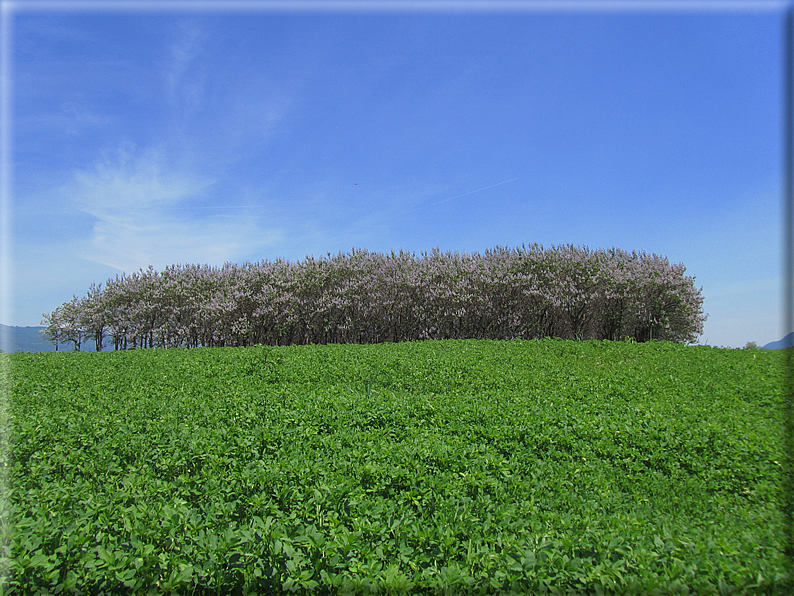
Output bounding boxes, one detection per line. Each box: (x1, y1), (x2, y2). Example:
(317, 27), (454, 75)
(41, 244), (706, 351)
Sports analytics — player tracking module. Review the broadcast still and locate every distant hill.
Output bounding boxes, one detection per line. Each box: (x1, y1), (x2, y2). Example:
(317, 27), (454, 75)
(761, 332), (794, 350)
(0, 325), (97, 352)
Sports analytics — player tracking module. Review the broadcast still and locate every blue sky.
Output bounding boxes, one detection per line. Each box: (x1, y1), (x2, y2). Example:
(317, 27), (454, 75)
(1, 1), (784, 348)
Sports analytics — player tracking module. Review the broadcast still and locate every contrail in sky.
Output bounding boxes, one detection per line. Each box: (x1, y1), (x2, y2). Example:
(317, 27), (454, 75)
(408, 177), (519, 214)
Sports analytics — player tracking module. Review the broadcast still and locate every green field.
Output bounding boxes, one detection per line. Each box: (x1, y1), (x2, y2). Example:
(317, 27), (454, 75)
(1, 339), (788, 594)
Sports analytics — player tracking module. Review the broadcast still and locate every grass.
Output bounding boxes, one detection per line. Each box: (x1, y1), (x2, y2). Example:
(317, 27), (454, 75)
(1, 338), (789, 594)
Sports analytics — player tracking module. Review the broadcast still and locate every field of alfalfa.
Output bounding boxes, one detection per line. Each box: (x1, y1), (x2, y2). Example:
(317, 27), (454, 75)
(1, 338), (789, 595)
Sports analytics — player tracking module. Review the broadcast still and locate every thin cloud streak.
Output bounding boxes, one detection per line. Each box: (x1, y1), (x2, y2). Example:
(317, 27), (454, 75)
(373, 177), (521, 224)
(418, 177), (519, 211)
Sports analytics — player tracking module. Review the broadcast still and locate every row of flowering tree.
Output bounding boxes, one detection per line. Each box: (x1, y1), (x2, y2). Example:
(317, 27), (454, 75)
(40, 244), (706, 351)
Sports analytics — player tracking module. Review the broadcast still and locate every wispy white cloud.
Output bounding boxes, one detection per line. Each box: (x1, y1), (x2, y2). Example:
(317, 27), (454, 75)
(71, 143), (209, 214)
(164, 19), (208, 118)
(65, 144), (284, 273)
(84, 213), (284, 274)
(156, 18), (296, 173)
(59, 102), (112, 135)
(18, 101), (113, 138)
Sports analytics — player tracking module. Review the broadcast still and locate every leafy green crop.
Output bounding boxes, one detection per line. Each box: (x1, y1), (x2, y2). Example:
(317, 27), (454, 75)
(2, 339), (788, 594)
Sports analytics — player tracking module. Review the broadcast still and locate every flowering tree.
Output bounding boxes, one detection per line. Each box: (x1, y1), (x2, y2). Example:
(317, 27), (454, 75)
(41, 297), (85, 351)
(41, 244), (707, 350)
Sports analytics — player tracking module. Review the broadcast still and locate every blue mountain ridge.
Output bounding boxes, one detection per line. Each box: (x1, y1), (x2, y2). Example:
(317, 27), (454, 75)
(761, 332), (794, 350)
(0, 325), (97, 352)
